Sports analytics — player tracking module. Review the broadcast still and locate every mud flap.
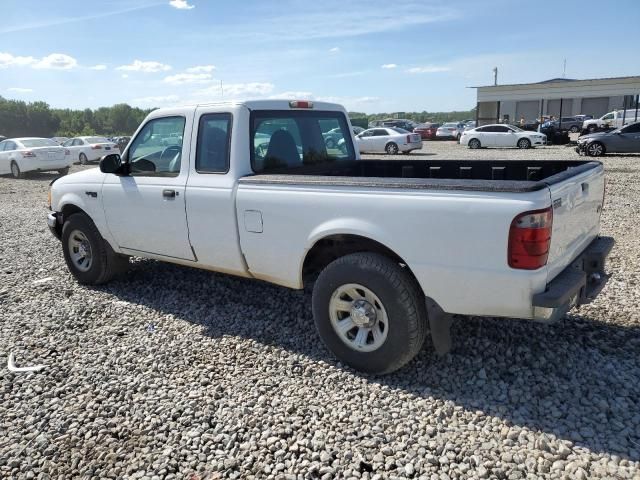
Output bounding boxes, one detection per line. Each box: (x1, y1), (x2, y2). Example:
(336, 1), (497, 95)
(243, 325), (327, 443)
(425, 297), (452, 355)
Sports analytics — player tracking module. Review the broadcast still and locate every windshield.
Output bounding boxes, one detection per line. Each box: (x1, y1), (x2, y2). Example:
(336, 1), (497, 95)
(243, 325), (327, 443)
(509, 126), (524, 132)
(85, 137), (109, 144)
(251, 110), (355, 173)
(20, 138), (59, 148)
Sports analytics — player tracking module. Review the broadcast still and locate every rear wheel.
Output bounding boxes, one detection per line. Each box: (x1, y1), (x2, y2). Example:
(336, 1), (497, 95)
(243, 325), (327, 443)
(10, 161), (23, 179)
(517, 138), (531, 149)
(79, 153), (88, 165)
(385, 142), (399, 155)
(312, 252), (428, 374)
(587, 141), (605, 157)
(468, 138), (481, 149)
(61, 213), (129, 285)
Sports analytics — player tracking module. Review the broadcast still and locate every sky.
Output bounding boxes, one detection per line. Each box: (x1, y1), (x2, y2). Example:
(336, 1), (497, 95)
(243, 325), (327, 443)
(1, 0), (639, 114)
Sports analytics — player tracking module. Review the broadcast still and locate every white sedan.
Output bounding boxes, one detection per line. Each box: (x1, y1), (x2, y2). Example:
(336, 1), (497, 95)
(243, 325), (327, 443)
(355, 127), (422, 154)
(62, 136), (119, 164)
(0, 137), (72, 178)
(460, 124), (547, 149)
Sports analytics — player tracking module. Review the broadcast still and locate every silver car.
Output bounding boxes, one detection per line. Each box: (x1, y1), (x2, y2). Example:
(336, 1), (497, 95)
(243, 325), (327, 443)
(436, 122), (465, 140)
(576, 122), (640, 156)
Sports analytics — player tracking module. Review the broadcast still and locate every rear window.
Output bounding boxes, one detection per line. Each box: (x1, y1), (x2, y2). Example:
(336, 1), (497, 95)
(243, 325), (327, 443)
(20, 138), (58, 148)
(85, 137), (109, 144)
(390, 127), (409, 134)
(251, 110), (355, 173)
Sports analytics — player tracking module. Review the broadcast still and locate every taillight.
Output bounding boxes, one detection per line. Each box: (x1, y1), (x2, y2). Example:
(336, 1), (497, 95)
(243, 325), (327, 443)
(508, 207), (553, 270)
(22, 151), (36, 158)
(91, 144), (102, 150)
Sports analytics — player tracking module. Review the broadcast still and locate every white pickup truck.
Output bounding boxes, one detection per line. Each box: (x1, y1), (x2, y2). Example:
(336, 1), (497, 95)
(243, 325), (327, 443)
(47, 100), (613, 374)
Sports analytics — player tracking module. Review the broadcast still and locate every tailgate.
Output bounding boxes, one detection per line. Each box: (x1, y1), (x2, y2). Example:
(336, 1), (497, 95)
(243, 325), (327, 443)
(546, 163), (605, 281)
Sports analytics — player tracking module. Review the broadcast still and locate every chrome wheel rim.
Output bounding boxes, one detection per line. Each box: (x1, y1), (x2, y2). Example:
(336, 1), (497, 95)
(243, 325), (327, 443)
(11, 163), (19, 177)
(68, 229), (93, 272)
(518, 139), (529, 149)
(329, 283), (389, 352)
(386, 144), (397, 154)
(470, 140), (480, 149)
(588, 143), (603, 156)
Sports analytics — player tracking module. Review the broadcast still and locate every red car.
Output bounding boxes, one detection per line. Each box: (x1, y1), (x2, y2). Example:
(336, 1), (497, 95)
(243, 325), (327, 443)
(413, 123), (441, 140)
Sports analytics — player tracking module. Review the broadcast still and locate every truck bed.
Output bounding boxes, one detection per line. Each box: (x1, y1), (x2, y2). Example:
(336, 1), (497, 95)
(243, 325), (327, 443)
(240, 160), (601, 193)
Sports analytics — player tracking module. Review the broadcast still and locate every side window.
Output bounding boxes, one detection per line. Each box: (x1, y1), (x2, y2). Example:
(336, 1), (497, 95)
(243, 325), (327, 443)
(495, 126), (510, 133)
(63, 139), (73, 147)
(360, 130), (373, 137)
(5, 141), (17, 151)
(0, 141), (5, 152)
(196, 113), (231, 173)
(622, 123), (640, 134)
(602, 113), (614, 121)
(373, 129), (388, 136)
(475, 127), (486, 132)
(73, 139), (83, 146)
(127, 116), (186, 177)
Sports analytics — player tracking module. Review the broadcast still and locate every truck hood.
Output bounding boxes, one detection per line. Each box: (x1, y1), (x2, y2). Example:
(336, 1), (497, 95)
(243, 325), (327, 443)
(55, 167), (106, 185)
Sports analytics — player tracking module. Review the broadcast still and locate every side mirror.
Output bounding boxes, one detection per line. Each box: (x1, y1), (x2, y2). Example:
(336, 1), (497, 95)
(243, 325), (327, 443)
(99, 153), (122, 174)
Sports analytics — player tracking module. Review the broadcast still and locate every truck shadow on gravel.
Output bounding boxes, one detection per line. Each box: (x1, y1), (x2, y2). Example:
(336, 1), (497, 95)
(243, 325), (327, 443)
(103, 259), (640, 461)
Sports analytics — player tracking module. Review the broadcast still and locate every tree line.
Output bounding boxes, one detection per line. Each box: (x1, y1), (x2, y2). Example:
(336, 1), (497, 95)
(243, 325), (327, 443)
(349, 108), (476, 125)
(0, 96), (153, 138)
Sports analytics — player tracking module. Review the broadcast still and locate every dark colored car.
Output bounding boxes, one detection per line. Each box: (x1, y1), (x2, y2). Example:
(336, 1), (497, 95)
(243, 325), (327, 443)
(382, 120), (415, 132)
(413, 123), (441, 140)
(547, 116), (584, 133)
(576, 122), (640, 156)
(115, 136), (131, 152)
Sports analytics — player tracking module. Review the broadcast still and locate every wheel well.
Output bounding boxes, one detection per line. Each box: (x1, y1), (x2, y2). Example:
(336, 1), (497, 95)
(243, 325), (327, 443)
(302, 234), (421, 290)
(61, 203), (87, 220)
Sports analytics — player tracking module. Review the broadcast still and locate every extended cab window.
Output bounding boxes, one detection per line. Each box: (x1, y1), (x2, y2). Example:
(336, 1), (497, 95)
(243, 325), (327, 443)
(196, 113), (231, 173)
(127, 116), (185, 177)
(251, 110), (355, 173)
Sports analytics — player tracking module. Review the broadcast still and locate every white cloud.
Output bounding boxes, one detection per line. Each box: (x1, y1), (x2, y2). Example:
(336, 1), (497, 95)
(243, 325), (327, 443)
(196, 82), (274, 98)
(381, 63), (397, 69)
(89, 64), (107, 70)
(131, 95), (180, 106)
(329, 47), (340, 53)
(169, 0), (195, 10)
(186, 65), (215, 73)
(7, 87), (33, 93)
(121, 74), (129, 79)
(268, 91), (314, 100)
(0, 51), (77, 69)
(116, 60), (172, 73)
(406, 65), (450, 74)
(164, 73), (213, 85)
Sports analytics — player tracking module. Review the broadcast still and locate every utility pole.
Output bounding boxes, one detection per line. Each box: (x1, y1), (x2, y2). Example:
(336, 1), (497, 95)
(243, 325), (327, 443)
(492, 67), (498, 86)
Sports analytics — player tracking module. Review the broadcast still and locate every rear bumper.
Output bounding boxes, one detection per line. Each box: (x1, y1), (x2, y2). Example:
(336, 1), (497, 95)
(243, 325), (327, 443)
(532, 236), (614, 321)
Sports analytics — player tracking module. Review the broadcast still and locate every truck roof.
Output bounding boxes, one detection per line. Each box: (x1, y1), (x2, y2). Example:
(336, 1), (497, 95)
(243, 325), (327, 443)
(146, 99), (347, 118)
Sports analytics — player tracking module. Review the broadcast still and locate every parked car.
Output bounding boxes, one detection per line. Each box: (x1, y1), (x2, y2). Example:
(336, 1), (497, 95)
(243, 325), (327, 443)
(582, 109), (640, 133)
(0, 137), (72, 178)
(549, 117), (583, 133)
(322, 127), (363, 148)
(382, 120), (416, 132)
(460, 124), (547, 149)
(413, 123), (441, 140)
(51, 136), (69, 145)
(114, 136), (131, 152)
(576, 122), (640, 156)
(463, 121), (477, 131)
(62, 136), (119, 164)
(436, 122), (465, 140)
(46, 99), (613, 374)
(356, 127), (422, 154)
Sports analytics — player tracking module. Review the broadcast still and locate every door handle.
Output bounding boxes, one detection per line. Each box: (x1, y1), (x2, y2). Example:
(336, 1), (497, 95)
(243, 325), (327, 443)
(162, 189), (177, 198)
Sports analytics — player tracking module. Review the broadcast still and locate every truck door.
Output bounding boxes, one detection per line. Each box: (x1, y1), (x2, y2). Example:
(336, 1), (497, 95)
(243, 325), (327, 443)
(102, 115), (195, 260)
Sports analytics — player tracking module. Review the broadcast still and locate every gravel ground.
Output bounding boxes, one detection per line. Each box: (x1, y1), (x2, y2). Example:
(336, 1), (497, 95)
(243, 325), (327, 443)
(1, 143), (639, 479)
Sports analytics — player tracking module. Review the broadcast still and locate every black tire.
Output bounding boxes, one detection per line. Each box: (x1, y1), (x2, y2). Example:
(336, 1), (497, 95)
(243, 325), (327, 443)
(517, 138), (531, 149)
(468, 138), (481, 149)
(57, 167), (70, 176)
(385, 142), (399, 155)
(570, 126), (579, 133)
(10, 161), (23, 179)
(588, 125), (598, 133)
(79, 153), (88, 165)
(312, 252), (428, 374)
(587, 141), (605, 157)
(61, 213), (129, 285)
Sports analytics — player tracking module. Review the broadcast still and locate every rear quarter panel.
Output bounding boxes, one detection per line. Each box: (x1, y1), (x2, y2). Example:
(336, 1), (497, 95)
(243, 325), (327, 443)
(236, 183), (552, 319)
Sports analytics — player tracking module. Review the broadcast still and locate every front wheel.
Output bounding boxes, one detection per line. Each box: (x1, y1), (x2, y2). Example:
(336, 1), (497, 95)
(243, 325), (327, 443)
(10, 161), (23, 179)
(517, 138), (531, 149)
(587, 141), (605, 157)
(61, 213), (129, 285)
(468, 138), (481, 149)
(570, 126), (579, 133)
(385, 142), (399, 155)
(312, 253), (428, 374)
